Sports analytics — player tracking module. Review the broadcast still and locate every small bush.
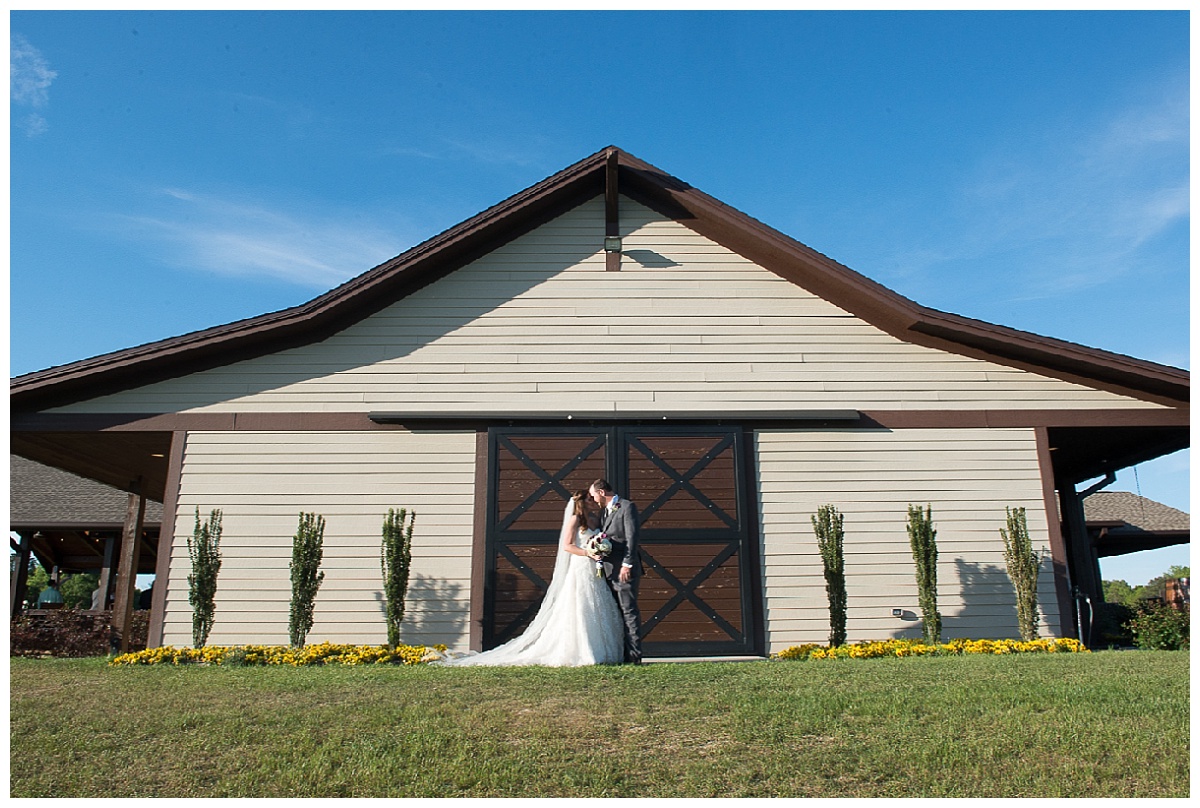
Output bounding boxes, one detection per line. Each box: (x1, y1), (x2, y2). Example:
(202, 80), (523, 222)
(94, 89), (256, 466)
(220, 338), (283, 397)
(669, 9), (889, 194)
(1125, 603), (1189, 650)
(10, 609), (150, 657)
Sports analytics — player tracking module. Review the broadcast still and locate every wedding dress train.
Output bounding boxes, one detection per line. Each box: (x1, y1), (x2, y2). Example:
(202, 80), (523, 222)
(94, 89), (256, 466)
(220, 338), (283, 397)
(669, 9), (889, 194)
(441, 501), (625, 667)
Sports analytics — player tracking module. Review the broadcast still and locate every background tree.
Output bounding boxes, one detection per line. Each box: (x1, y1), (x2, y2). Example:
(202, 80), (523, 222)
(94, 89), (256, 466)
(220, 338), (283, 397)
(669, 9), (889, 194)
(812, 504), (847, 647)
(187, 508), (224, 647)
(60, 573), (100, 609)
(289, 512), (326, 647)
(1103, 579), (1139, 609)
(381, 508), (416, 648)
(1000, 507), (1040, 640)
(907, 504), (942, 645)
(22, 562), (50, 609)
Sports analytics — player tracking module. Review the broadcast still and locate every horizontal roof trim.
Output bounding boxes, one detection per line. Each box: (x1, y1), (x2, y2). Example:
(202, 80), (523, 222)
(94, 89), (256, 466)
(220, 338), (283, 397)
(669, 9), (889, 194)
(10, 146), (1188, 411)
(368, 410), (863, 424)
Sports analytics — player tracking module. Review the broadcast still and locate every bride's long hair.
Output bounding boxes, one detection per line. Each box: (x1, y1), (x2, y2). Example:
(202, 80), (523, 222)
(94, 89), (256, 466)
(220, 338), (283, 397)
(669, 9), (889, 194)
(571, 489), (591, 523)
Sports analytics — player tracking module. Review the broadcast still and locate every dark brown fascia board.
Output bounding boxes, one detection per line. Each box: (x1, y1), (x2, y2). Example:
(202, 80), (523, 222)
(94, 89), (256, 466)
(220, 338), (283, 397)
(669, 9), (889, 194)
(11, 146), (1189, 411)
(615, 153), (1189, 407)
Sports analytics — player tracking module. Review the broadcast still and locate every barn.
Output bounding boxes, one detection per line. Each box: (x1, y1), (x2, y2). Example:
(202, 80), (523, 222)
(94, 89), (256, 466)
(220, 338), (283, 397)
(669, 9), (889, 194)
(10, 147), (1188, 657)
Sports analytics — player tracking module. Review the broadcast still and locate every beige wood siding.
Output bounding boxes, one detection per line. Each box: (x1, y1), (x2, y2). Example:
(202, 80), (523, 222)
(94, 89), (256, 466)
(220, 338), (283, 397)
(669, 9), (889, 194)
(755, 427), (1062, 651)
(159, 430), (476, 647)
(52, 196), (1159, 416)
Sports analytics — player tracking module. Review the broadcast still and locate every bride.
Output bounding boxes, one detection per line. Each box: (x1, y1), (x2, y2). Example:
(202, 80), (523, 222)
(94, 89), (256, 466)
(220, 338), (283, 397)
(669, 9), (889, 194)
(441, 489), (625, 667)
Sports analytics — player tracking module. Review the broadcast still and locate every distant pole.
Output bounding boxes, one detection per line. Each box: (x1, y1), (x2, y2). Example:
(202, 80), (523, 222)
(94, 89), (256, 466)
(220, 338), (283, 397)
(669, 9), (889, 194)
(10, 531), (33, 618)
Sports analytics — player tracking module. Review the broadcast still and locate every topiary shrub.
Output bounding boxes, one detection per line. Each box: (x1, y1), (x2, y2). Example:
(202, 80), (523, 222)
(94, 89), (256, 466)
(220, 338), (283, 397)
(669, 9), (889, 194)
(1000, 506), (1040, 641)
(381, 508), (416, 649)
(288, 512), (326, 648)
(187, 508), (224, 648)
(811, 505), (847, 647)
(907, 504), (942, 645)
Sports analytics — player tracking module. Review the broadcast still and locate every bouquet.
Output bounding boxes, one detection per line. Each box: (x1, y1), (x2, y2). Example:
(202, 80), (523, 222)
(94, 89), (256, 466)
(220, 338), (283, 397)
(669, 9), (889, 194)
(585, 532), (613, 578)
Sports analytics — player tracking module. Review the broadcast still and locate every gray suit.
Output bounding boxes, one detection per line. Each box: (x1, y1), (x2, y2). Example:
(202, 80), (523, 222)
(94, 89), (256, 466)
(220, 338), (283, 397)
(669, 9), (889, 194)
(601, 496), (643, 663)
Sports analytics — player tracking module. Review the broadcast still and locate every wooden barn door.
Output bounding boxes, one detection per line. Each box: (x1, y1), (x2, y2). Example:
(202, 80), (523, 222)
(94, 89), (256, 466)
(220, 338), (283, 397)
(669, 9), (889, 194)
(484, 426), (757, 657)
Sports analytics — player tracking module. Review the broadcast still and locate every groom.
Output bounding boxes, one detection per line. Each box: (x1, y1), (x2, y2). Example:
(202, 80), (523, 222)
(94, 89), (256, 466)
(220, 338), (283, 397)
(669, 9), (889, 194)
(588, 479), (643, 664)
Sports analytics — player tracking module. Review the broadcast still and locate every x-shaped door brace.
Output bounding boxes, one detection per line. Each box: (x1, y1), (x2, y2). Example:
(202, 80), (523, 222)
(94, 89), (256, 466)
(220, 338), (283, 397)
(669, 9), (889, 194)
(628, 434), (739, 530)
(641, 541), (743, 642)
(495, 434), (607, 532)
(491, 543), (553, 644)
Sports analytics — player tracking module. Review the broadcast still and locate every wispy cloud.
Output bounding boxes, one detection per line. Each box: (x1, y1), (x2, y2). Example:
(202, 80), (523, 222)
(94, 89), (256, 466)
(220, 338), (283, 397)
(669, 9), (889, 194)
(111, 188), (412, 288)
(884, 77), (1189, 303)
(382, 136), (549, 168)
(10, 33), (57, 137)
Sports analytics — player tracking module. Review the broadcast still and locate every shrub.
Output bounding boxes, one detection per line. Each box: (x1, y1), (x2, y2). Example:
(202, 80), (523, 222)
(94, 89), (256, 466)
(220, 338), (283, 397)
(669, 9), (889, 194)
(1000, 506), (1040, 640)
(811, 505), (847, 647)
(381, 508), (416, 649)
(289, 512), (326, 647)
(11, 609), (150, 657)
(907, 504), (942, 645)
(1125, 603), (1189, 650)
(187, 508), (224, 648)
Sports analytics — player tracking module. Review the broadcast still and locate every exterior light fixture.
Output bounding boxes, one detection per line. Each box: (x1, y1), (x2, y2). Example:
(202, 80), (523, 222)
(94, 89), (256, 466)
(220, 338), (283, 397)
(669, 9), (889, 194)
(891, 608), (904, 617)
(604, 236), (622, 253)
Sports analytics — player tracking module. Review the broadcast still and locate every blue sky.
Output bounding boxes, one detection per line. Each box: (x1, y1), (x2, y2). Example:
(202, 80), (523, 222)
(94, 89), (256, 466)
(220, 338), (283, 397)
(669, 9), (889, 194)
(8, 10), (1189, 585)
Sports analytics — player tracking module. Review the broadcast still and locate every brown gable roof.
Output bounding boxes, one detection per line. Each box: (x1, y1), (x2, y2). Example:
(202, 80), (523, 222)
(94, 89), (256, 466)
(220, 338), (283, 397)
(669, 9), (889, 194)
(1084, 491), (1189, 533)
(10, 454), (164, 527)
(10, 146), (1189, 411)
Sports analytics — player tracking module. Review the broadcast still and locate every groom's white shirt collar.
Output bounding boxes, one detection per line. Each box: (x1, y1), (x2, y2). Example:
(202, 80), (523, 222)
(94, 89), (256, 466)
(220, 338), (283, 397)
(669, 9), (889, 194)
(607, 494), (620, 512)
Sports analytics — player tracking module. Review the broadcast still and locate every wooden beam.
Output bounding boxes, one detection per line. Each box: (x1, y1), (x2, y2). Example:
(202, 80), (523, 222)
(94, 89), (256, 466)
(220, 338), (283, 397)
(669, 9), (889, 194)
(1035, 426), (1077, 640)
(111, 482), (146, 654)
(148, 431), (185, 648)
(95, 535), (118, 611)
(10, 531), (33, 618)
(605, 148), (620, 272)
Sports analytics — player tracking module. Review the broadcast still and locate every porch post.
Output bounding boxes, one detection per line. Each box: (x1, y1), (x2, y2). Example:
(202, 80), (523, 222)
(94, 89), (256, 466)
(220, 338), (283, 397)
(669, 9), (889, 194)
(94, 535), (118, 610)
(1058, 484), (1102, 603)
(10, 531), (33, 618)
(111, 481), (147, 654)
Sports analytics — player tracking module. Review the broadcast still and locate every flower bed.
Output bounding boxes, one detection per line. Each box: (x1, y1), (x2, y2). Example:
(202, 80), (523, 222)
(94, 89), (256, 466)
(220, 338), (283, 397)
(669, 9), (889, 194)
(773, 637), (1089, 661)
(109, 640), (448, 667)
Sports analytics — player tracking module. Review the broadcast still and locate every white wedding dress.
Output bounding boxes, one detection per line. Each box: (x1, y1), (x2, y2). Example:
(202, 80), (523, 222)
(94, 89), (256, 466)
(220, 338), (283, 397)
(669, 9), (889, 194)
(442, 501), (625, 667)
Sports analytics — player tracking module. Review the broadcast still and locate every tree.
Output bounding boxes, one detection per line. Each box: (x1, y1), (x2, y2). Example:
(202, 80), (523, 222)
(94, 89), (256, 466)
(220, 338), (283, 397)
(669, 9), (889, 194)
(1000, 507), (1040, 640)
(1103, 579), (1138, 609)
(22, 562), (49, 608)
(60, 573), (100, 609)
(907, 504), (942, 645)
(187, 508), (224, 647)
(811, 505), (847, 647)
(289, 512), (326, 647)
(381, 508), (416, 648)
(1103, 565), (1191, 606)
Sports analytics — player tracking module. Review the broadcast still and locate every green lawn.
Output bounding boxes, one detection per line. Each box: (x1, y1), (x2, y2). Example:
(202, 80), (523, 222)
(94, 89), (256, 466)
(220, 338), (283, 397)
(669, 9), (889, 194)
(9, 651), (1189, 798)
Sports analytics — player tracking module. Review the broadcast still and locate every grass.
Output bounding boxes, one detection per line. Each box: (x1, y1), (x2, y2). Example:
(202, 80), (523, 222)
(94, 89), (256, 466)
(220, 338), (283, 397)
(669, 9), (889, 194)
(9, 651), (1189, 798)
